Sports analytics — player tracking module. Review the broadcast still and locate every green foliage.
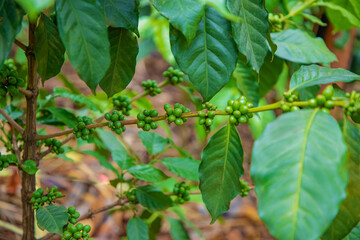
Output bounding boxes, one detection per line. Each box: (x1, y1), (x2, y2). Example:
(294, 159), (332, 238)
(99, 27), (138, 97)
(226, 0), (269, 71)
(0, 0), (23, 67)
(36, 205), (68, 235)
(100, 0), (139, 35)
(152, 0), (204, 44)
(199, 122), (244, 223)
(289, 65), (360, 92)
(162, 158), (200, 181)
(2, 1), (360, 239)
(21, 160), (38, 175)
(34, 13), (65, 82)
(170, 6), (238, 101)
(127, 217), (149, 240)
(271, 29), (337, 64)
(135, 185), (173, 211)
(251, 110), (348, 240)
(323, 120), (360, 239)
(167, 217), (190, 240)
(138, 131), (169, 155)
(55, 0), (110, 91)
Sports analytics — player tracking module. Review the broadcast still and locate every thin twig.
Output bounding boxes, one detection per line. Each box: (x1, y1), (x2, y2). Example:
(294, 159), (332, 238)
(18, 87), (33, 98)
(14, 39), (28, 52)
(0, 108), (24, 134)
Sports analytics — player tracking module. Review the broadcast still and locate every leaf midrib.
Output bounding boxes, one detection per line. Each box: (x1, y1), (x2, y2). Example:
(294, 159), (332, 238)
(68, 0), (94, 84)
(291, 109), (318, 237)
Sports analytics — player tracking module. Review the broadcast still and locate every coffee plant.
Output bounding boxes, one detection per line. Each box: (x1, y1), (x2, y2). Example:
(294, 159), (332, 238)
(0, 0), (360, 240)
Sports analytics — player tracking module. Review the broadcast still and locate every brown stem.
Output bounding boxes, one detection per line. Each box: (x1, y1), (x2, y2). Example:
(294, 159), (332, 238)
(14, 39), (28, 52)
(19, 87), (33, 98)
(0, 108), (24, 134)
(21, 20), (38, 240)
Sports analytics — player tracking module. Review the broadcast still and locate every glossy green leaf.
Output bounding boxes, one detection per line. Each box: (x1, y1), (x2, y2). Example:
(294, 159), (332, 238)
(21, 160), (38, 175)
(259, 54), (284, 97)
(271, 29), (337, 64)
(232, 62), (259, 107)
(99, 27), (138, 97)
(34, 14), (64, 82)
(128, 165), (168, 182)
(127, 217), (149, 240)
(53, 88), (101, 111)
(199, 122), (244, 223)
(82, 150), (120, 178)
(170, 6), (237, 101)
(0, 0), (22, 66)
(138, 131), (170, 155)
(251, 110), (348, 240)
(152, 0), (205, 44)
(15, 0), (52, 20)
(96, 128), (136, 170)
(162, 157), (200, 181)
(226, 0), (269, 71)
(167, 217), (190, 240)
(323, 120), (360, 240)
(135, 185), (173, 211)
(36, 205), (68, 235)
(289, 65), (360, 92)
(99, 0), (139, 35)
(56, 0), (110, 91)
(318, 0), (360, 31)
(343, 223), (360, 240)
(47, 107), (77, 128)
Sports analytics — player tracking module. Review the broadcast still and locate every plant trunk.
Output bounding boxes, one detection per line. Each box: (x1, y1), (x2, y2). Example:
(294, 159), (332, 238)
(21, 21), (38, 240)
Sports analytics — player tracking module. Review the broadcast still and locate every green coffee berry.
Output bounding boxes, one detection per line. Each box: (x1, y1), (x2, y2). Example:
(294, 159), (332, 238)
(112, 95), (132, 116)
(74, 116), (95, 140)
(163, 67), (184, 85)
(137, 109), (158, 131)
(142, 79), (162, 96)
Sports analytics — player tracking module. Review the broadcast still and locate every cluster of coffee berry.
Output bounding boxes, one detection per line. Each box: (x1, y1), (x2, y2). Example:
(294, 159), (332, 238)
(30, 186), (64, 210)
(137, 109), (159, 131)
(62, 222), (93, 240)
(0, 59), (25, 97)
(268, 13), (284, 32)
(225, 96), (254, 125)
(73, 116), (95, 140)
(164, 103), (190, 126)
(163, 67), (184, 85)
(125, 189), (137, 204)
(344, 91), (360, 118)
(281, 92), (300, 113)
(239, 180), (252, 197)
(105, 111), (126, 134)
(62, 206), (93, 240)
(0, 153), (16, 170)
(43, 138), (64, 154)
(198, 102), (218, 130)
(306, 85), (336, 114)
(173, 182), (190, 204)
(113, 95), (132, 116)
(142, 79), (162, 96)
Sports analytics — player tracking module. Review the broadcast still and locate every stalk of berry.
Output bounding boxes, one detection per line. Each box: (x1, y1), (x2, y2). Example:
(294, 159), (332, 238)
(73, 116), (95, 140)
(137, 109), (159, 131)
(225, 96), (254, 125)
(104, 111), (126, 134)
(164, 103), (190, 126)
